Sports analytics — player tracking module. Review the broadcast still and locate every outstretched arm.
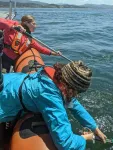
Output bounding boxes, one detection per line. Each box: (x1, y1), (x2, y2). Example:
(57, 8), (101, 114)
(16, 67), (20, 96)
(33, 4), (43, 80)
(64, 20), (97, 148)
(66, 98), (97, 131)
(37, 80), (86, 150)
(31, 39), (61, 56)
(66, 98), (107, 142)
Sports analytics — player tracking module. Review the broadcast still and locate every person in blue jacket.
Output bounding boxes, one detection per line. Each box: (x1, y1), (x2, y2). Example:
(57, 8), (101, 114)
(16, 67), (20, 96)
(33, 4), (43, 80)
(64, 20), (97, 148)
(0, 60), (106, 150)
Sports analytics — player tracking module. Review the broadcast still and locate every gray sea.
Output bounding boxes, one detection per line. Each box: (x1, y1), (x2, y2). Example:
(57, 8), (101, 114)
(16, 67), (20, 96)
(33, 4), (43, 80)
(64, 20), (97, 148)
(2, 7), (113, 150)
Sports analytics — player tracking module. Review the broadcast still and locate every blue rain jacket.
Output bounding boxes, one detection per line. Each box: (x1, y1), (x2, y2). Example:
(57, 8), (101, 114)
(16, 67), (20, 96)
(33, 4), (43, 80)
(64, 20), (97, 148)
(0, 67), (97, 150)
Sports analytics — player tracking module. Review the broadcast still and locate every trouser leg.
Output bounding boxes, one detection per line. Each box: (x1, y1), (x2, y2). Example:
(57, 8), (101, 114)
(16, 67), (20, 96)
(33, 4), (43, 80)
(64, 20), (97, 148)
(0, 123), (5, 150)
(2, 53), (14, 73)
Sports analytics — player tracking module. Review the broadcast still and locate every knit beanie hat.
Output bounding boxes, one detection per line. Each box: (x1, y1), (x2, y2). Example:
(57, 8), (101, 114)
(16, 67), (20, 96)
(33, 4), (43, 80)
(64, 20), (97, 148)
(61, 61), (92, 93)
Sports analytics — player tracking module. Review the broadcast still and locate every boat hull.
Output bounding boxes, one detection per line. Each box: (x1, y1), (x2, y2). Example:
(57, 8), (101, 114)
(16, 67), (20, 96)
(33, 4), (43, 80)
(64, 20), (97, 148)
(10, 114), (57, 150)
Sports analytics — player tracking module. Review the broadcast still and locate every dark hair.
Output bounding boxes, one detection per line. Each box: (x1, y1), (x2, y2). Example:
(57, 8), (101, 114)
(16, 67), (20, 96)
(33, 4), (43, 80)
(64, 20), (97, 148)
(53, 62), (78, 102)
(53, 62), (65, 83)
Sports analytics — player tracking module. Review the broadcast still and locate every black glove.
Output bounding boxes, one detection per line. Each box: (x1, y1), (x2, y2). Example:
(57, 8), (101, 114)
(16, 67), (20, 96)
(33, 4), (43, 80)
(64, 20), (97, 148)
(13, 26), (21, 32)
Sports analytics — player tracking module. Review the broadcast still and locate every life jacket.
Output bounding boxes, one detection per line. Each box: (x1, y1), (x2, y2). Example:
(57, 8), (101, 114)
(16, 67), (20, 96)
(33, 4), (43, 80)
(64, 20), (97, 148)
(44, 66), (55, 80)
(11, 31), (31, 55)
(44, 67), (67, 97)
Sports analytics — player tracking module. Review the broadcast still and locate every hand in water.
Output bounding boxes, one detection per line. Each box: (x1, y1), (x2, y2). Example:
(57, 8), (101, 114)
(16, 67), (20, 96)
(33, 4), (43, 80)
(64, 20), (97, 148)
(81, 132), (94, 141)
(94, 127), (107, 143)
(81, 127), (107, 143)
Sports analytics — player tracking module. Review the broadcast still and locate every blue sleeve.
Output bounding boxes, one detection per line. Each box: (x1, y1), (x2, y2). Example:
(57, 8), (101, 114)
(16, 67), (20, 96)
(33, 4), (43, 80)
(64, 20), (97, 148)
(66, 98), (97, 131)
(37, 79), (86, 150)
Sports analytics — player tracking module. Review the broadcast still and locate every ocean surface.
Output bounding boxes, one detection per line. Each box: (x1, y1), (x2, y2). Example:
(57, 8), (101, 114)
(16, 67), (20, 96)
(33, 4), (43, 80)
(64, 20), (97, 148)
(2, 7), (113, 150)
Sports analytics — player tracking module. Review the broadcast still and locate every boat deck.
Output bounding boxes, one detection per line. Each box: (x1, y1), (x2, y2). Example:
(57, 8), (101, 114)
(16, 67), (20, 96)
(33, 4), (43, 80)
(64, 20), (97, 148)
(0, 11), (9, 18)
(0, 11), (16, 19)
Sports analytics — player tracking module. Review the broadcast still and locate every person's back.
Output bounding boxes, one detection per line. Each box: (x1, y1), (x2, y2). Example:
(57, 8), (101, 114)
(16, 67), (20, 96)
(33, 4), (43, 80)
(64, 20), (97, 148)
(0, 67), (61, 121)
(0, 72), (27, 122)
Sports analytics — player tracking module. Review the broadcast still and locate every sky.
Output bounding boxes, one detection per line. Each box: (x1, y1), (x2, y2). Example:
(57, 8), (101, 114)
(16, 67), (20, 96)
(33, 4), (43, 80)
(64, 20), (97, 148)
(31, 0), (113, 5)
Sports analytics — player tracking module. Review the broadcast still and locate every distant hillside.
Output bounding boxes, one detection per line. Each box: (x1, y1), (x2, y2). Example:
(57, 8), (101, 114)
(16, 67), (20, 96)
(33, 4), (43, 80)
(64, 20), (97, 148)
(0, 0), (48, 4)
(0, 0), (113, 8)
(0, 1), (85, 8)
(84, 4), (113, 8)
(0, 0), (31, 2)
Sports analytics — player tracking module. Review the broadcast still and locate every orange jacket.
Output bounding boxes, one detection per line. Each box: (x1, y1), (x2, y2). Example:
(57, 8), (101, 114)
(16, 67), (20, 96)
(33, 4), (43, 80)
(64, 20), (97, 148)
(11, 31), (31, 55)
(0, 18), (51, 60)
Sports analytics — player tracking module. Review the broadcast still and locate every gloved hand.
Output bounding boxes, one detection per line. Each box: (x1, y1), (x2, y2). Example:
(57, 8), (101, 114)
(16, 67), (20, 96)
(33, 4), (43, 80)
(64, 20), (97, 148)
(12, 25), (26, 33)
(51, 51), (62, 56)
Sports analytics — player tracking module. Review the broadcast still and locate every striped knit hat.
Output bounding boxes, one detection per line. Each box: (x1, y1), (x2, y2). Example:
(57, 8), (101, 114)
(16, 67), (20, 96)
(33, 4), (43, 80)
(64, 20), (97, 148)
(62, 61), (92, 93)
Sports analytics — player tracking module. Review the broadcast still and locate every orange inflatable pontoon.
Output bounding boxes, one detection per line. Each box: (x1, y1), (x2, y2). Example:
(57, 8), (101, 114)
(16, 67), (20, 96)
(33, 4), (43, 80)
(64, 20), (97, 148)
(14, 48), (44, 73)
(10, 114), (57, 150)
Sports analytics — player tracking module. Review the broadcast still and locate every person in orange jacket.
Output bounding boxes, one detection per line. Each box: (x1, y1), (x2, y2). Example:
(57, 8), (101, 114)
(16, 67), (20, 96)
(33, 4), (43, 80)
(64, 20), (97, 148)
(0, 15), (61, 72)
